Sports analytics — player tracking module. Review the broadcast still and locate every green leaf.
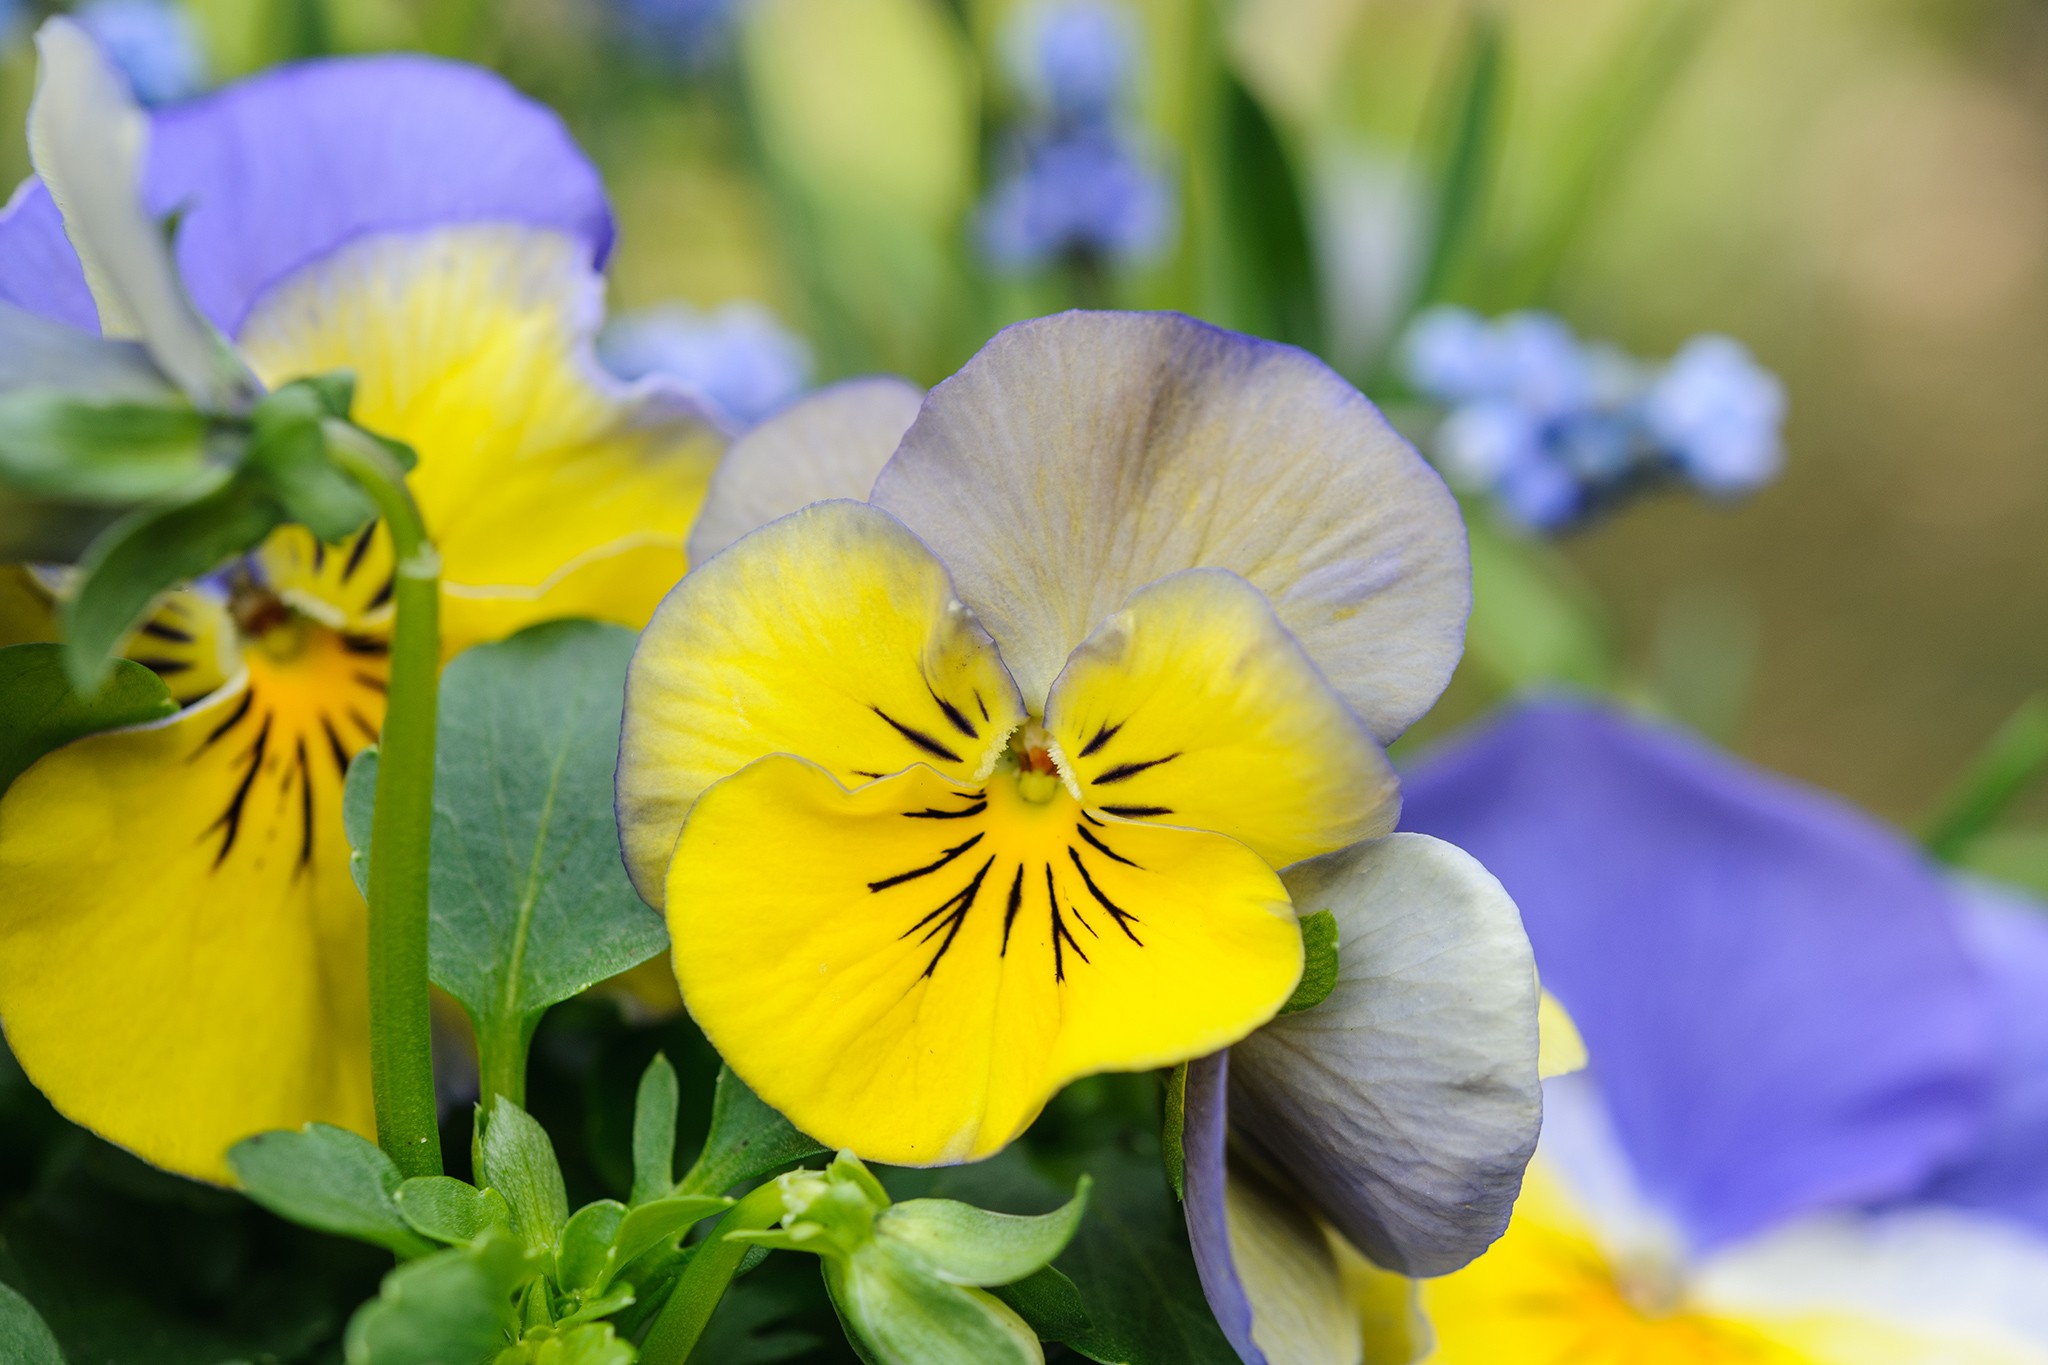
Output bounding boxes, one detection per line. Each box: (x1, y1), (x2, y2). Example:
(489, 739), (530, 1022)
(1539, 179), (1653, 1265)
(0, 1281), (66, 1365)
(0, 391), (215, 503)
(1279, 909), (1340, 1015)
(229, 1124), (437, 1259)
(479, 1098), (571, 1257)
(612, 1196), (733, 1276)
(879, 1176), (1090, 1287)
(1413, 9), (1505, 308)
(62, 473), (280, 687)
(344, 743), (378, 898)
(556, 1200), (629, 1295)
(1214, 72), (1322, 349)
(987, 1265), (1091, 1345)
(344, 1227), (540, 1365)
(396, 1176), (511, 1247)
(0, 643), (175, 794)
(425, 621), (669, 1098)
(1464, 513), (1615, 692)
(494, 1321), (636, 1365)
(243, 380), (376, 543)
(1926, 695), (2048, 862)
(1160, 1064), (1188, 1203)
(677, 1066), (827, 1198)
(631, 1053), (681, 1206)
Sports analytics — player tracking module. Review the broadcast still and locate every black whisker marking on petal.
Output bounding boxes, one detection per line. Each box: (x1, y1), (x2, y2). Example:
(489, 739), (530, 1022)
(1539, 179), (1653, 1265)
(1047, 864), (1090, 982)
(851, 770), (886, 780)
(1076, 824), (1140, 868)
(138, 619), (193, 644)
(1079, 721), (1122, 758)
(341, 524), (376, 580)
(192, 688), (256, 758)
(311, 539), (325, 572)
(207, 714), (273, 867)
(367, 573), (395, 611)
(1093, 752), (1180, 786)
(348, 708), (381, 743)
(321, 716), (352, 780)
(341, 634), (389, 657)
(927, 684), (978, 740)
(1001, 865), (1025, 953)
(293, 738), (314, 874)
(905, 800), (987, 820)
(871, 706), (963, 764)
(1067, 847), (1143, 945)
(1100, 804), (1173, 819)
(1079, 810), (1105, 826)
(869, 832), (985, 892)
(912, 857), (995, 977)
(975, 691), (989, 722)
(354, 671), (388, 694)
(128, 656), (191, 675)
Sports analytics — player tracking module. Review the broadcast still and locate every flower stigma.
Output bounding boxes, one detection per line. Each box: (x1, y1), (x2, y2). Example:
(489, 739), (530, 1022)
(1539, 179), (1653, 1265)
(1001, 716), (1070, 804)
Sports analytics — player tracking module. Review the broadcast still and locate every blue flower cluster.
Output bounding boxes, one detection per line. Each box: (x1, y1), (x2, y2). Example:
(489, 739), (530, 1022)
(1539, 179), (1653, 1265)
(1401, 306), (1787, 533)
(74, 0), (208, 106)
(977, 1), (1173, 274)
(598, 300), (812, 430)
(607, 0), (736, 70)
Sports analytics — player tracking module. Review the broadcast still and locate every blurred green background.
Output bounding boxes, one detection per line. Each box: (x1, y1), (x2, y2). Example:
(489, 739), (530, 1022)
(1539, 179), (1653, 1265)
(3, 0), (2042, 826)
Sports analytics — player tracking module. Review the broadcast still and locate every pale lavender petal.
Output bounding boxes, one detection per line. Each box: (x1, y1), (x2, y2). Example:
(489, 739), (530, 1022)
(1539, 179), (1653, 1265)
(1181, 1051), (1266, 1365)
(1400, 697), (1994, 1253)
(0, 54), (610, 338)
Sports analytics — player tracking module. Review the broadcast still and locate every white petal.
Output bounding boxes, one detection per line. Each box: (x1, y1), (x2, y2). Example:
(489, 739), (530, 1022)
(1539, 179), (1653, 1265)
(870, 312), (1467, 741)
(27, 19), (256, 411)
(687, 376), (924, 564)
(1229, 834), (1541, 1275)
(1696, 1207), (2048, 1361)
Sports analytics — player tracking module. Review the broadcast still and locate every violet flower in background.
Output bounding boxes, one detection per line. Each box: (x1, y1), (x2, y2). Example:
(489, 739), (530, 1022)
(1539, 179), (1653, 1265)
(1393, 699), (2048, 1359)
(1400, 306), (1786, 533)
(978, 0), (1174, 274)
(74, 0), (209, 105)
(606, 0), (738, 70)
(598, 300), (812, 430)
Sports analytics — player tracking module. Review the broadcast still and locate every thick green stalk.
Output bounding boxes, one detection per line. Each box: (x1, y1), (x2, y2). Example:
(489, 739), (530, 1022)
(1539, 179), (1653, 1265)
(638, 1182), (788, 1365)
(1924, 692), (2048, 863)
(327, 422), (444, 1178)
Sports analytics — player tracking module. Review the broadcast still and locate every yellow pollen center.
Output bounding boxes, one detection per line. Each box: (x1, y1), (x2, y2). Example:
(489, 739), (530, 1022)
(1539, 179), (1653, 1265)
(1006, 718), (1065, 804)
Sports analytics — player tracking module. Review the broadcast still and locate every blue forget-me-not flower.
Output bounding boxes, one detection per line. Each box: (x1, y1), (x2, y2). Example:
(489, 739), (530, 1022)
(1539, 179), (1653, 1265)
(75, 0), (209, 105)
(598, 300), (812, 431)
(607, 0), (737, 71)
(978, 0), (1174, 274)
(1401, 306), (1787, 533)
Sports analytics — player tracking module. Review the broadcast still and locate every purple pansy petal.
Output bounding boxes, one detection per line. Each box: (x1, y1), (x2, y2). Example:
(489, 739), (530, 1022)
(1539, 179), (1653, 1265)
(1182, 1051), (1266, 1365)
(0, 54), (610, 339)
(1916, 880), (2048, 1231)
(1400, 697), (1995, 1253)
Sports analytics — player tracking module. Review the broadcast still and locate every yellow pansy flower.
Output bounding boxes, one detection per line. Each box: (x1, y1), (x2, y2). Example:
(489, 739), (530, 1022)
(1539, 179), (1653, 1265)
(616, 311), (1474, 1165)
(0, 30), (722, 1181)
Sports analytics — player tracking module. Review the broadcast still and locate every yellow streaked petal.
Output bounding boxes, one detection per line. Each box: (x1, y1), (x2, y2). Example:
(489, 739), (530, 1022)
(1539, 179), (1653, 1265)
(665, 757), (1302, 1165)
(235, 224), (725, 653)
(1537, 990), (1588, 1080)
(0, 626), (387, 1182)
(1042, 569), (1397, 868)
(617, 499), (1027, 907)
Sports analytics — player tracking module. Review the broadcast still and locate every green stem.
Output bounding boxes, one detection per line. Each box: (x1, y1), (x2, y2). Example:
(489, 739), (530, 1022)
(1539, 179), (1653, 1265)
(327, 422), (444, 1179)
(639, 1182), (788, 1365)
(477, 1013), (527, 1110)
(1924, 692), (2048, 862)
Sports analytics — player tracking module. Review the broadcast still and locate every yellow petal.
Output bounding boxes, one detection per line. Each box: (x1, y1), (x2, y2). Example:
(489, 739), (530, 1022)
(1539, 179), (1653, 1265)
(0, 624), (387, 1182)
(1042, 569), (1397, 868)
(1, 568), (237, 707)
(1537, 990), (1588, 1080)
(665, 756), (1302, 1165)
(235, 224), (725, 653)
(617, 499), (1027, 907)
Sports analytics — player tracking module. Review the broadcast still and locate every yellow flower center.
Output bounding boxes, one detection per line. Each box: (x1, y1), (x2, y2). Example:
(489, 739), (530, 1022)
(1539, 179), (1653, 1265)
(1003, 717), (1067, 804)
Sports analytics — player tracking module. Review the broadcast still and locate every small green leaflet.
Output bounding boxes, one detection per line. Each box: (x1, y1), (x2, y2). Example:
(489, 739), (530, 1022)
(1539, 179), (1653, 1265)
(0, 1282), (66, 1365)
(677, 1066), (827, 1199)
(227, 1124), (437, 1260)
(0, 643), (175, 794)
(1279, 909), (1340, 1015)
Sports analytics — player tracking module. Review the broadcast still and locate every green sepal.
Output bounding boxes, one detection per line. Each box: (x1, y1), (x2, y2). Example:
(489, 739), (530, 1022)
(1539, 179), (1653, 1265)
(479, 1097), (571, 1256)
(396, 1175), (512, 1246)
(343, 1226), (542, 1365)
(0, 642), (175, 794)
(878, 1176), (1090, 1287)
(556, 1199), (629, 1294)
(492, 1321), (636, 1365)
(1278, 909), (1340, 1015)
(244, 380), (377, 543)
(826, 1240), (1043, 1365)
(630, 1052), (681, 1206)
(611, 1196), (733, 1278)
(1161, 1063), (1188, 1202)
(0, 1281), (65, 1365)
(0, 389), (216, 504)
(676, 1065), (827, 1198)
(229, 1123), (438, 1259)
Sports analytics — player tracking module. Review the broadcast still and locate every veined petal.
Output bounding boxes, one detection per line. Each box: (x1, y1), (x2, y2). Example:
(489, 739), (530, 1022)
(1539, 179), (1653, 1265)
(617, 499), (1026, 908)
(665, 757), (1302, 1164)
(870, 311), (1468, 741)
(1230, 834), (1541, 1277)
(1, 52), (611, 337)
(688, 376), (925, 563)
(26, 19), (256, 410)
(235, 225), (724, 655)
(1042, 568), (1396, 868)
(0, 626), (389, 1182)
